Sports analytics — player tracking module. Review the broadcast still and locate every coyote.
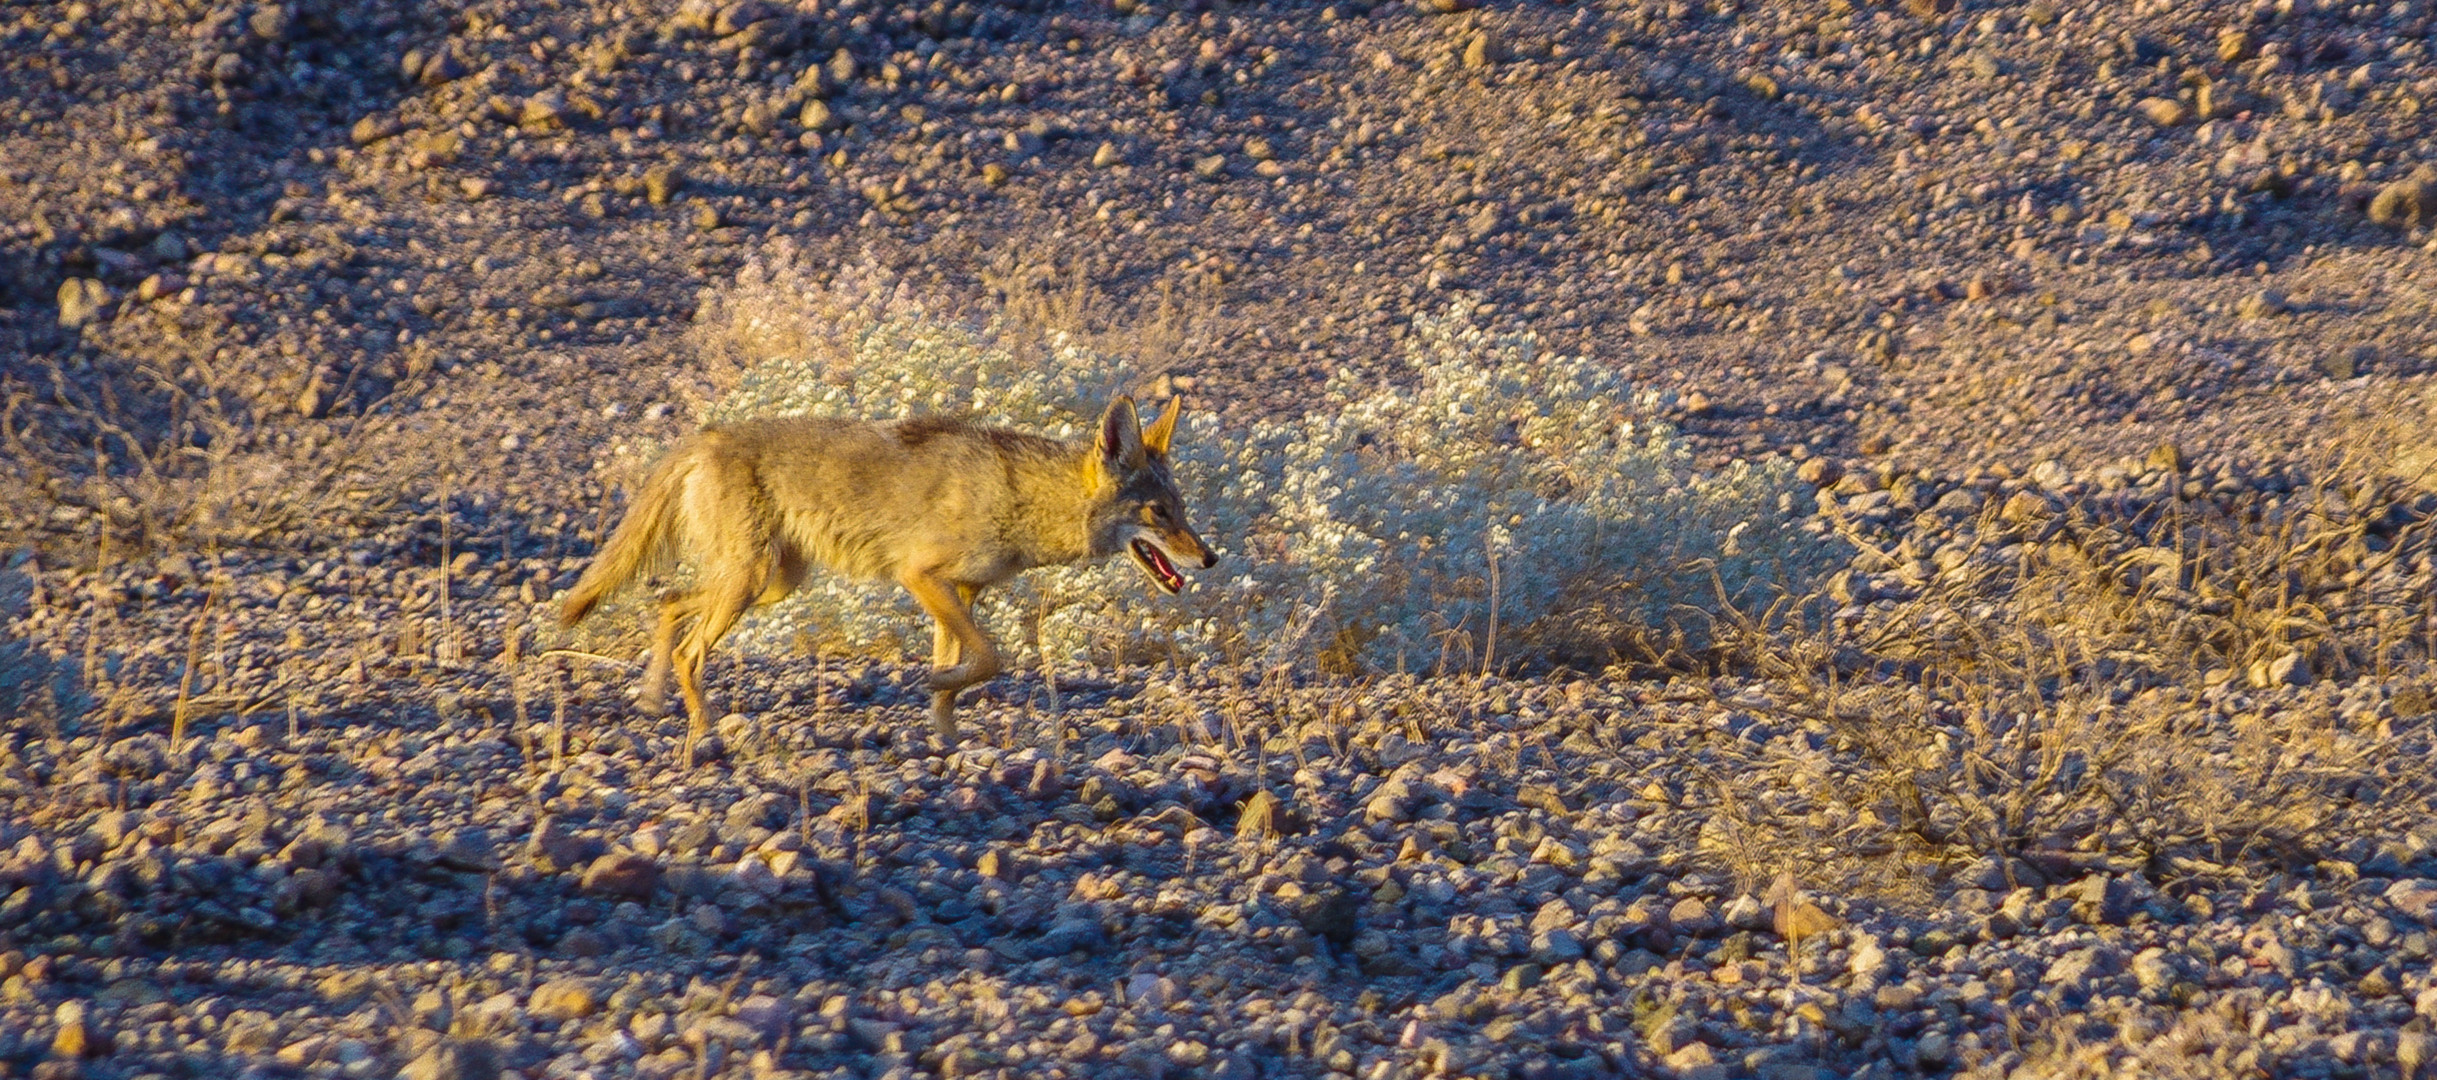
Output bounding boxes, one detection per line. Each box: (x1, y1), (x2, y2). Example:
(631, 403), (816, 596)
(559, 396), (1216, 761)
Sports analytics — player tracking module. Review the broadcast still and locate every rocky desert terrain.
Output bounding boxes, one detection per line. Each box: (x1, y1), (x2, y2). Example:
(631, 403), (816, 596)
(6, 0), (2437, 1079)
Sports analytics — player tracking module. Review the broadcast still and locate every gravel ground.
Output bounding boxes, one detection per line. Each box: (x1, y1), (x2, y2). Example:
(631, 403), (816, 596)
(4, 464), (2436, 1080)
(9, 0), (2437, 1078)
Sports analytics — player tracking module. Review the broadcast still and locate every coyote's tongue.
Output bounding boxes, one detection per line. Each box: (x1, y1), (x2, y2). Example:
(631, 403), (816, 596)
(1132, 539), (1183, 593)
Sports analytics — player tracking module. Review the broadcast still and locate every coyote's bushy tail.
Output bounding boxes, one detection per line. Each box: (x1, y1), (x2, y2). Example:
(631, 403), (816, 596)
(559, 450), (689, 628)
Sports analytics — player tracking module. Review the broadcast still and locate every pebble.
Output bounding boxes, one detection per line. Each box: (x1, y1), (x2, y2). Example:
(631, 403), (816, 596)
(2237, 288), (2288, 319)
(2136, 97), (2189, 127)
(799, 99), (842, 133)
(644, 165), (682, 205)
(2367, 167), (2437, 229)
(2385, 879), (2437, 924)
(528, 979), (598, 1021)
(55, 279), (109, 329)
(580, 853), (661, 897)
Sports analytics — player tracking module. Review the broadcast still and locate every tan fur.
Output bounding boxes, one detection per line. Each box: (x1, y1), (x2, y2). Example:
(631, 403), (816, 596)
(559, 397), (1215, 762)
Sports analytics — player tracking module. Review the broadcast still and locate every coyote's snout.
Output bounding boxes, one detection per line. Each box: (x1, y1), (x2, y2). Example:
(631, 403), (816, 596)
(558, 396), (1215, 762)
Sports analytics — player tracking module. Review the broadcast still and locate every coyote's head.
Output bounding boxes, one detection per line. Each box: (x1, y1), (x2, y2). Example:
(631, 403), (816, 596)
(1086, 396), (1217, 595)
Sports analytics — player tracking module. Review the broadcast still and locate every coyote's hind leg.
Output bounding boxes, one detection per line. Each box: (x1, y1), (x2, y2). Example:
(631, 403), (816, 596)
(640, 588), (687, 716)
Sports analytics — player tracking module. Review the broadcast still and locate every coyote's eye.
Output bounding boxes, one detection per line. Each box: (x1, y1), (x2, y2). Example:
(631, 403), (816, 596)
(1140, 505), (1164, 525)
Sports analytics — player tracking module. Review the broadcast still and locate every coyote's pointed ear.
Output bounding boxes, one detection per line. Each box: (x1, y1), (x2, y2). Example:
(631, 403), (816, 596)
(1096, 396), (1146, 469)
(1142, 397), (1181, 458)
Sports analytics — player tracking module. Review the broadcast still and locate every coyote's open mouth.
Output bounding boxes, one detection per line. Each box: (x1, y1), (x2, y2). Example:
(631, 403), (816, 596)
(1130, 538), (1186, 595)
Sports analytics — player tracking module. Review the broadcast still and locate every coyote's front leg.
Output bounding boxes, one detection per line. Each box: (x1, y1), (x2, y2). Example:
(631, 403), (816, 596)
(901, 572), (998, 742)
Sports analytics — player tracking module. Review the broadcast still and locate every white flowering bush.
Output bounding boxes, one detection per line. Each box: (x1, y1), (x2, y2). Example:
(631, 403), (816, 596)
(695, 248), (1834, 671)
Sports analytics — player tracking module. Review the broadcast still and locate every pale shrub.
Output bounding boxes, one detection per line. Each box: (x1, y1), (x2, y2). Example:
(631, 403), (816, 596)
(695, 249), (1832, 671)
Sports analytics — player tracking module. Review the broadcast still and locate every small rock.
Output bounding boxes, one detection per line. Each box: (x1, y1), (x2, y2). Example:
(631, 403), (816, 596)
(529, 818), (606, 873)
(1999, 490), (2052, 523)
(1721, 894), (1768, 931)
(733, 995), (791, 1044)
(2367, 168), (2437, 229)
(1363, 785), (1411, 824)
(2135, 97), (2188, 127)
(1663, 1041), (1721, 1077)
(1796, 458), (1843, 487)
(2027, 459), (2073, 491)
(1911, 1031), (1957, 1067)
(581, 853), (661, 898)
(2236, 288), (2288, 319)
(730, 857), (781, 898)
(2316, 344), (2372, 380)
(1774, 898), (1840, 940)
(1193, 154), (1227, 179)
(1461, 32), (1500, 69)
(2400, 1031), (2433, 1075)
(2331, 1030), (2395, 1065)
(2385, 879), (2437, 924)
(520, 91), (567, 129)
(351, 115), (402, 145)
(799, 99), (843, 133)
(528, 979), (597, 1022)
(56, 279), (109, 329)
(557, 929), (610, 957)
(2046, 945), (2121, 989)
(51, 1001), (92, 1058)
(1668, 897), (1718, 936)
(1092, 142), (1122, 168)
(980, 162), (1010, 186)
(1528, 835), (1583, 870)
(1848, 935), (1888, 981)
(644, 166), (682, 206)
(418, 49), (464, 86)
(2264, 651), (2313, 688)
(2130, 947), (2180, 995)
(1529, 898), (1577, 935)
(1530, 928), (1584, 964)
(435, 828), (498, 872)
(713, 1), (773, 37)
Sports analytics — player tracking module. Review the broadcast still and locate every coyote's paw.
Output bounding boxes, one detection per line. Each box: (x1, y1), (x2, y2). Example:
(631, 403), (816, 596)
(928, 690), (962, 746)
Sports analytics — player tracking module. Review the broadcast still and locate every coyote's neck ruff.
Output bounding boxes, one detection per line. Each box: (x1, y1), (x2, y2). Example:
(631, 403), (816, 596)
(558, 396), (1217, 762)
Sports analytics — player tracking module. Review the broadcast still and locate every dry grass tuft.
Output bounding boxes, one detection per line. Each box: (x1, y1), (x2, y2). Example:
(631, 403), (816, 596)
(2, 353), (421, 556)
(1705, 463), (2437, 899)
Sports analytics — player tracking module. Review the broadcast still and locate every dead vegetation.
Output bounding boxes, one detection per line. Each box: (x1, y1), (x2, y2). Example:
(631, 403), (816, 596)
(1703, 460), (2437, 903)
(1, 350), (428, 559)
